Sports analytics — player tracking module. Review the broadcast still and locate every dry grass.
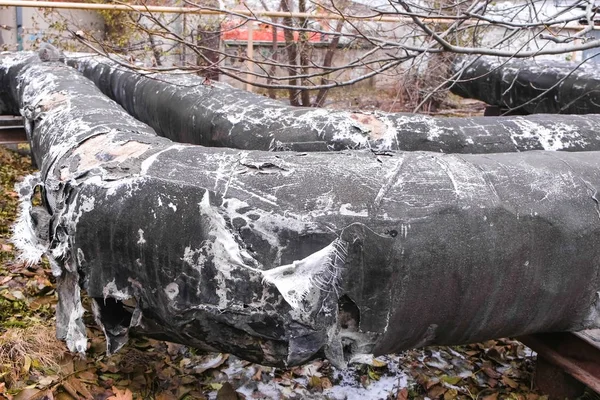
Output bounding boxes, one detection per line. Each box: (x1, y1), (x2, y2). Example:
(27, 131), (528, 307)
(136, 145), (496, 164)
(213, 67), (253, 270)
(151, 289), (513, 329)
(0, 324), (67, 388)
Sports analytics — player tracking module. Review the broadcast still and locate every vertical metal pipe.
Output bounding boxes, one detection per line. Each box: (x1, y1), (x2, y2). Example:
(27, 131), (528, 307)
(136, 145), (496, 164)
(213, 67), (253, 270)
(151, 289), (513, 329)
(15, 6), (22, 51)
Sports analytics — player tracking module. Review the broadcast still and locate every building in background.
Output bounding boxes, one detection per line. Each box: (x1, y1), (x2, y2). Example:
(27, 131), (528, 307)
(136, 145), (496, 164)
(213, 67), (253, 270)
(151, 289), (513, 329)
(0, 3), (104, 51)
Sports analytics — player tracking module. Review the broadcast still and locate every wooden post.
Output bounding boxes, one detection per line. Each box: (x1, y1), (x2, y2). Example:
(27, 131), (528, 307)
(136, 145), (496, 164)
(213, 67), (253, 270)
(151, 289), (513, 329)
(246, 21), (254, 92)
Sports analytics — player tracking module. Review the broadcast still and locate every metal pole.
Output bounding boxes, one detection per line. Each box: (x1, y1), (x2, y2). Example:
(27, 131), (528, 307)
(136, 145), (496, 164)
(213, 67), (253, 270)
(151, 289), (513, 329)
(0, 0), (420, 21)
(0, 0), (565, 27)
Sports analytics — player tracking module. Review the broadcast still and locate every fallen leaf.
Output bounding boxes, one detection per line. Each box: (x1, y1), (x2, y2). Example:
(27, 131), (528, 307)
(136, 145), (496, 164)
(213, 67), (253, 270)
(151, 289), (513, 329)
(155, 392), (178, 400)
(89, 336), (106, 355)
(166, 342), (185, 356)
(487, 378), (498, 388)
(55, 393), (75, 400)
(502, 375), (519, 389)
(424, 377), (440, 390)
(59, 356), (74, 375)
(21, 355), (32, 375)
(1, 290), (16, 301)
(75, 370), (97, 384)
(217, 382), (240, 400)
(487, 347), (507, 365)
(180, 375), (197, 385)
(482, 393), (499, 400)
(66, 375), (93, 399)
(371, 358), (388, 368)
(360, 375), (369, 388)
(13, 388), (41, 400)
(129, 373), (146, 392)
(444, 388), (458, 400)
(107, 386), (133, 400)
(176, 385), (193, 399)
(251, 367), (262, 381)
(37, 376), (56, 387)
(440, 375), (462, 385)
(396, 388), (409, 400)
(193, 353), (229, 374)
(427, 384), (447, 398)
(367, 369), (380, 381)
(157, 366), (176, 380)
(295, 360), (323, 377)
(186, 391), (207, 400)
(29, 295), (57, 310)
(482, 367), (501, 379)
(27, 389), (54, 400)
(308, 375), (322, 391)
(179, 358), (192, 370)
(208, 383), (223, 391)
(131, 338), (152, 349)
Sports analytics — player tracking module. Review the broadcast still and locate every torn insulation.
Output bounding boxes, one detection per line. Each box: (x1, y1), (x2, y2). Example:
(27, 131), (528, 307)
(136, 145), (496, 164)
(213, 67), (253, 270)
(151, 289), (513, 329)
(3, 51), (600, 369)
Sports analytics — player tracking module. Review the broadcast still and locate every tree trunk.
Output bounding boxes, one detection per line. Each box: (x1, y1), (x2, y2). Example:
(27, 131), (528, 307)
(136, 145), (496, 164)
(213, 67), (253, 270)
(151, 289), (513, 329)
(298, 0), (311, 106)
(196, 13), (221, 81)
(266, 24), (279, 99)
(314, 20), (344, 108)
(147, 33), (162, 67)
(258, 0), (279, 99)
(280, 0), (301, 106)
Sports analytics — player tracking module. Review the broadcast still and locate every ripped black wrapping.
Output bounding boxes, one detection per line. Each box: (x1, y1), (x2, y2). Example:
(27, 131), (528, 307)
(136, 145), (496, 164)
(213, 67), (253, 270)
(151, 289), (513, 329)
(451, 57), (600, 114)
(71, 55), (600, 153)
(3, 53), (600, 368)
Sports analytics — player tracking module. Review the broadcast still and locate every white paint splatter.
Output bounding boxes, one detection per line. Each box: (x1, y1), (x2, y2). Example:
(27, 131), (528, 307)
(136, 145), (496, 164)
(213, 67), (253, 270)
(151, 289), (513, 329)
(164, 282), (179, 300)
(102, 279), (131, 301)
(339, 203), (369, 217)
(137, 229), (146, 245)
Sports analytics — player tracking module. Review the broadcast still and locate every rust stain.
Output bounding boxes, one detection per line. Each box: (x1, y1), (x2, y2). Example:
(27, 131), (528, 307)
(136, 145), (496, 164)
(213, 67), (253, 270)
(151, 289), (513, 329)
(349, 113), (387, 140)
(64, 135), (151, 179)
(38, 92), (69, 112)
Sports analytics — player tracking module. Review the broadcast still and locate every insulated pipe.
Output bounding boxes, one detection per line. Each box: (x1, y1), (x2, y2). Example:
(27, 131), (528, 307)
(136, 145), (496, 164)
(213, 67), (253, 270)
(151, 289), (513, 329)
(71, 55), (600, 153)
(4, 52), (600, 368)
(451, 56), (600, 114)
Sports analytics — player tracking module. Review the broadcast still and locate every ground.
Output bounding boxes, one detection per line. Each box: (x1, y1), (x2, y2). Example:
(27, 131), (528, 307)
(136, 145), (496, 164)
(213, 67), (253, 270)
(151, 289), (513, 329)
(0, 145), (553, 400)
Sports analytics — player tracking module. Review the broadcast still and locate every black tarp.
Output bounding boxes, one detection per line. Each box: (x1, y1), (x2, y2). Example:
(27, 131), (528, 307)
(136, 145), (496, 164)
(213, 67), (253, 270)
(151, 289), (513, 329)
(3, 52), (600, 368)
(451, 56), (600, 114)
(70, 55), (600, 153)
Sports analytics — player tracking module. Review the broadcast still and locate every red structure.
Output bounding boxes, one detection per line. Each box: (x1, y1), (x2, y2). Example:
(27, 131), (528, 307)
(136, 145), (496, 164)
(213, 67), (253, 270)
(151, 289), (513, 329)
(221, 21), (323, 42)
